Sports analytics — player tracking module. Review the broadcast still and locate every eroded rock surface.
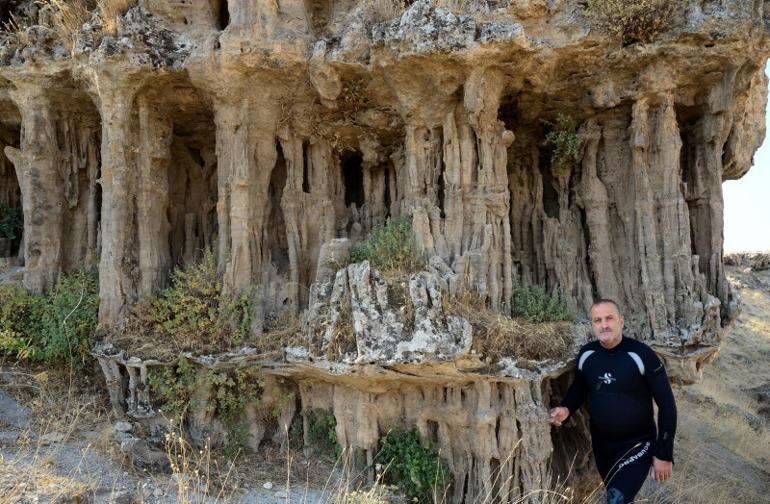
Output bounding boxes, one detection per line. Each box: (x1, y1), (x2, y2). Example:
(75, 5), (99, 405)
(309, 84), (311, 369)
(2, 0), (770, 501)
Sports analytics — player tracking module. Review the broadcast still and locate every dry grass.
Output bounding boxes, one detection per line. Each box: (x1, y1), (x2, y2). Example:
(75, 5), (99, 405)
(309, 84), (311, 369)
(0, 364), (114, 504)
(323, 292), (358, 361)
(361, 0), (408, 28)
(637, 265), (770, 504)
(39, 0), (93, 48)
(445, 291), (573, 362)
(97, 0), (136, 35)
(0, 15), (30, 46)
(163, 427), (240, 503)
(0, 453), (94, 504)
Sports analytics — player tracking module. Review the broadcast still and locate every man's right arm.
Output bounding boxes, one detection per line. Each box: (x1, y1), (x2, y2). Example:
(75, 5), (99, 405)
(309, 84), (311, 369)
(560, 366), (588, 414)
(550, 356), (588, 426)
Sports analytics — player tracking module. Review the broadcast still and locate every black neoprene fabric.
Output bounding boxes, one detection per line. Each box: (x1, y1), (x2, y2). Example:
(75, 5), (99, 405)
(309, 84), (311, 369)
(560, 336), (677, 462)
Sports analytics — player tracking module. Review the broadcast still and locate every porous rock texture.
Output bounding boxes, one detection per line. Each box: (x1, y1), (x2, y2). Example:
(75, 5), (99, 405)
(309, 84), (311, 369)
(2, 0), (770, 501)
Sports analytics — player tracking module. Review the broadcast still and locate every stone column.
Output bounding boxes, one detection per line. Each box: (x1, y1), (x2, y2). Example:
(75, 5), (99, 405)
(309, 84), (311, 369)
(214, 97), (278, 333)
(3, 85), (64, 293)
(137, 96), (173, 296)
(93, 70), (145, 327)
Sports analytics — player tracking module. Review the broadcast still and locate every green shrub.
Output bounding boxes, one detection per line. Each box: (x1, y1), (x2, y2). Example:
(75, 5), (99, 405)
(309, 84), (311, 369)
(147, 356), (199, 420)
(307, 408), (341, 459)
(0, 271), (98, 367)
(543, 113), (582, 167)
(208, 366), (263, 426)
(148, 358), (264, 428)
(350, 217), (424, 275)
(139, 251), (254, 349)
(585, 0), (683, 45)
(376, 428), (450, 503)
(0, 203), (22, 240)
(512, 284), (572, 323)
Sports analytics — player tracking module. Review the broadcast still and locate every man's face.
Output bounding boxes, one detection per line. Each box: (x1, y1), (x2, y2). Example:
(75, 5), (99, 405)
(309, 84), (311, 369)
(591, 302), (624, 348)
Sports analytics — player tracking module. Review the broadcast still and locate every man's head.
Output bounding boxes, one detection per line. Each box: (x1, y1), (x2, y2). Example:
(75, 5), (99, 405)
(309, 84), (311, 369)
(590, 299), (624, 349)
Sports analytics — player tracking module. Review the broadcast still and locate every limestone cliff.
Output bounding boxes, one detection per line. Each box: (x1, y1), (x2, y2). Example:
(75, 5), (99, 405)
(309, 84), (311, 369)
(1, 0), (769, 501)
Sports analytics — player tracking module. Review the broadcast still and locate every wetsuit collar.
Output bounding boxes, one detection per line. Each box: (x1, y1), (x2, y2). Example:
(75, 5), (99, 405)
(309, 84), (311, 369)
(598, 335), (625, 353)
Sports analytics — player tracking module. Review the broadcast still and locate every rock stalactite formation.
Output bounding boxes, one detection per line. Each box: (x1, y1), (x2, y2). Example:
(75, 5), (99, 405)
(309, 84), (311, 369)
(2, 0), (770, 500)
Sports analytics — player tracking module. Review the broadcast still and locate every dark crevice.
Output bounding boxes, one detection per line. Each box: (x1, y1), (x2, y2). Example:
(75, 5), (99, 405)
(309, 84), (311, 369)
(579, 207), (598, 300)
(540, 153), (560, 219)
(0, 125), (22, 258)
(217, 0), (230, 30)
(383, 164), (392, 219)
(269, 143), (290, 274)
(427, 419), (439, 444)
(341, 150), (364, 207)
(437, 130), (446, 219)
(302, 141), (311, 194)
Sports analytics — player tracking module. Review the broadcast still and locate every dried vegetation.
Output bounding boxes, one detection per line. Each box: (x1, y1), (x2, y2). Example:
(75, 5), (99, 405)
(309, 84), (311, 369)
(446, 291), (573, 362)
(585, 0), (685, 45)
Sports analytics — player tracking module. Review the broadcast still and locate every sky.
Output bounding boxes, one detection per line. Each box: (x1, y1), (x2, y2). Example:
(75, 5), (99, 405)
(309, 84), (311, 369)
(722, 64), (770, 253)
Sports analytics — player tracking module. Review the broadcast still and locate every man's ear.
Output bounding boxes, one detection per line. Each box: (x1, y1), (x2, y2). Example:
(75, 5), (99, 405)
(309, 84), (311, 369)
(619, 314), (625, 328)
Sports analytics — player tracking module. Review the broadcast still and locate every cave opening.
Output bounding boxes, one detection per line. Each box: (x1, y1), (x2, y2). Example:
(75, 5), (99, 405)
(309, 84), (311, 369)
(0, 120), (21, 260)
(268, 143), (289, 274)
(217, 0), (230, 30)
(341, 150), (365, 208)
(168, 119), (218, 268)
(540, 151), (560, 219)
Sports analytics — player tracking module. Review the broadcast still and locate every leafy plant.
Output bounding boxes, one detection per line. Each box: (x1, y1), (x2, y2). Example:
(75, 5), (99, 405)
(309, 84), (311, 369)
(0, 271), (98, 367)
(350, 217), (424, 275)
(0, 203), (22, 240)
(543, 113), (582, 167)
(376, 428), (450, 503)
(585, 0), (683, 45)
(208, 366), (263, 426)
(149, 360), (264, 426)
(307, 408), (341, 459)
(135, 250), (255, 351)
(147, 356), (199, 421)
(512, 284), (572, 323)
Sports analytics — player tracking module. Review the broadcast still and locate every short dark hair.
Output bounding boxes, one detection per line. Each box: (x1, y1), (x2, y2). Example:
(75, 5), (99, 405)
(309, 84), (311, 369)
(591, 298), (622, 314)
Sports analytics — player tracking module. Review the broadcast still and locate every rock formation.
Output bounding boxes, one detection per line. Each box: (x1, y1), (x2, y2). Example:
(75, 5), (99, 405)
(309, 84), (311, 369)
(2, 0), (769, 501)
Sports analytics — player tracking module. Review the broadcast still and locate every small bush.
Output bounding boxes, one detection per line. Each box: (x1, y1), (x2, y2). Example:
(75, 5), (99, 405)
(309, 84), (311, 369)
(131, 251), (254, 353)
(512, 284), (572, 323)
(147, 356), (198, 420)
(0, 203), (22, 240)
(148, 359), (264, 430)
(308, 408), (341, 459)
(376, 428), (450, 503)
(208, 366), (263, 426)
(350, 217), (424, 275)
(0, 271), (99, 367)
(585, 0), (683, 45)
(543, 113), (582, 167)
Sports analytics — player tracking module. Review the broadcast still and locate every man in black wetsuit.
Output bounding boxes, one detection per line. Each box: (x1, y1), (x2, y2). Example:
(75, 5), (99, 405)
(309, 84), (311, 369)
(549, 299), (677, 504)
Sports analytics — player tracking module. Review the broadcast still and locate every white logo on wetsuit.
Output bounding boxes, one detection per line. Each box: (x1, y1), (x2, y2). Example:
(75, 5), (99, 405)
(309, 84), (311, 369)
(599, 372), (616, 384)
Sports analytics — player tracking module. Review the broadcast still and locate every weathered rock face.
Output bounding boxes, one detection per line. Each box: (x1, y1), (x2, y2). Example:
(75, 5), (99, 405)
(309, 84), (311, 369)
(1, 0), (765, 346)
(2, 0), (769, 500)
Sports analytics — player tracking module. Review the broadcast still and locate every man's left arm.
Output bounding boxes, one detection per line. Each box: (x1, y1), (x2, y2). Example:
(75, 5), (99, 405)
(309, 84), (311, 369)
(643, 349), (677, 481)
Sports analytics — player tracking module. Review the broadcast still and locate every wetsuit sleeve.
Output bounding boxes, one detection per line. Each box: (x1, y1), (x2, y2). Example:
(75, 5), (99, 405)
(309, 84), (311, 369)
(643, 350), (677, 462)
(559, 356), (588, 415)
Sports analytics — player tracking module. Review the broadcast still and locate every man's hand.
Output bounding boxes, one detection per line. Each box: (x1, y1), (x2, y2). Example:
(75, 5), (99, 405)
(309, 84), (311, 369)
(549, 407), (570, 427)
(651, 457), (673, 482)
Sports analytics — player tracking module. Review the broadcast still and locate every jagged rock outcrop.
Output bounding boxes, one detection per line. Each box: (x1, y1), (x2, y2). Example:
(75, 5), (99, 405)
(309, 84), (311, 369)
(2, 0), (770, 500)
